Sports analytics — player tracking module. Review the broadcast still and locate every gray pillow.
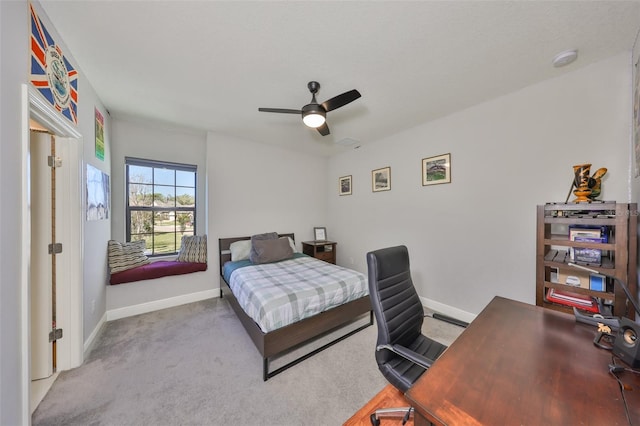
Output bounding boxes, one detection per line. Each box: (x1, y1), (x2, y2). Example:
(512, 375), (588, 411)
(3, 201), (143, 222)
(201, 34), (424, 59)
(249, 232), (279, 262)
(250, 237), (294, 264)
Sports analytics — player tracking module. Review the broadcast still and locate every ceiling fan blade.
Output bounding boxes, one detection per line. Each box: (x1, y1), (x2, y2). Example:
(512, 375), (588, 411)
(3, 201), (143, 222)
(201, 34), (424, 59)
(258, 108), (302, 114)
(321, 89), (361, 112)
(316, 122), (330, 136)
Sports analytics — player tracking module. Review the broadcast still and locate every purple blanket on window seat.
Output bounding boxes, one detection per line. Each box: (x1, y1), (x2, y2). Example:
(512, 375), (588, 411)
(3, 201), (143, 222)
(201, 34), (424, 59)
(110, 260), (207, 285)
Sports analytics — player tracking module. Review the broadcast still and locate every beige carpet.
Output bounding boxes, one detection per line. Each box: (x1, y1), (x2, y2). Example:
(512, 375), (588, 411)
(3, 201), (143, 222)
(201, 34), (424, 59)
(32, 297), (463, 426)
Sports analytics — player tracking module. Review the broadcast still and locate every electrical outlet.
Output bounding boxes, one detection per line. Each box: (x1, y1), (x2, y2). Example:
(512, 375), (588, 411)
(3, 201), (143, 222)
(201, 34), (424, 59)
(91, 299), (96, 314)
(349, 257), (354, 265)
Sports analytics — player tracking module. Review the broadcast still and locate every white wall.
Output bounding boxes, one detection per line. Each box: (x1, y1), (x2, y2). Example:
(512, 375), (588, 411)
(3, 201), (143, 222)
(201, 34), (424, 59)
(207, 133), (327, 276)
(328, 53), (634, 318)
(1, 1), (112, 422)
(107, 117), (212, 311)
(631, 30), (640, 314)
(1, 2), (29, 423)
(81, 87), (112, 344)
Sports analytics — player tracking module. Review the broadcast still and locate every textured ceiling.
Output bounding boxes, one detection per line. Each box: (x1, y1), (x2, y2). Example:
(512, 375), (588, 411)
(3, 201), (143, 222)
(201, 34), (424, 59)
(40, 1), (640, 156)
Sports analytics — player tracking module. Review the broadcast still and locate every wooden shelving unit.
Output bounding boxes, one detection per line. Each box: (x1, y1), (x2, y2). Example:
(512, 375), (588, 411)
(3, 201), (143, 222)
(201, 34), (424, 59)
(536, 202), (637, 319)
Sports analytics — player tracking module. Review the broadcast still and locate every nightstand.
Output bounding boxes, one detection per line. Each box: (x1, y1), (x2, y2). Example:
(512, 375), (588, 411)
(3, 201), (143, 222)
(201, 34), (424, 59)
(301, 241), (337, 264)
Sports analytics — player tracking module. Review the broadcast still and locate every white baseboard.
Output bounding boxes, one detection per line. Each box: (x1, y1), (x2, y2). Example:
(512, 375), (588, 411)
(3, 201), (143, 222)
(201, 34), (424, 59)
(84, 311), (107, 359)
(106, 288), (219, 321)
(420, 296), (477, 324)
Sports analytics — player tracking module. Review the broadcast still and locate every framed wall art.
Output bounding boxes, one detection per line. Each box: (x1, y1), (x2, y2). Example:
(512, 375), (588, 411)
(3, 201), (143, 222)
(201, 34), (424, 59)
(372, 167), (391, 192)
(634, 60), (640, 177)
(339, 175), (352, 195)
(422, 153), (451, 186)
(86, 164), (110, 220)
(95, 108), (105, 161)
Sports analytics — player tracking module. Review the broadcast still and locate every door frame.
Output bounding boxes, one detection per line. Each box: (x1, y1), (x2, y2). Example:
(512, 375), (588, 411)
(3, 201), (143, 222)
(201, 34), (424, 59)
(20, 84), (84, 423)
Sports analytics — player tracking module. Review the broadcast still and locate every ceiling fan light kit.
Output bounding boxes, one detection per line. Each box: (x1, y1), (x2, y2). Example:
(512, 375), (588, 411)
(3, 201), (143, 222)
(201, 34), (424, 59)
(259, 81), (361, 136)
(302, 106), (326, 128)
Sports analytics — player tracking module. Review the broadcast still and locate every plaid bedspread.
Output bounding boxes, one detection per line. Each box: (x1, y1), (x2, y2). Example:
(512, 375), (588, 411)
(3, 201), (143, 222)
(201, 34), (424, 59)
(227, 256), (368, 333)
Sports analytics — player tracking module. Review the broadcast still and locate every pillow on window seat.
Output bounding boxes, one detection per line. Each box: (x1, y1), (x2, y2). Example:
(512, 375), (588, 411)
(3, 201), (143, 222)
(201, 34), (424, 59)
(110, 260), (207, 285)
(177, 234), (207, 263)
(108, 240), (150, 273)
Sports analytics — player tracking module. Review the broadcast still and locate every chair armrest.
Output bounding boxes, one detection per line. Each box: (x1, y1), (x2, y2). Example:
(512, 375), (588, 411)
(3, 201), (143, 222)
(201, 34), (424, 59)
(376, 344), (435, 369)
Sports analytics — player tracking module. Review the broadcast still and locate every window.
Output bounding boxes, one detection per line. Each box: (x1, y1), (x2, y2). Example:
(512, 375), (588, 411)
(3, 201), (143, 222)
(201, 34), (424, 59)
(125, 157), (197, 256)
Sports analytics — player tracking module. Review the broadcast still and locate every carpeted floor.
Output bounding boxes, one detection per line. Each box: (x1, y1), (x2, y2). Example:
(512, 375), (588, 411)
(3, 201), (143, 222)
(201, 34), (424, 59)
(32, 297), (463, 426)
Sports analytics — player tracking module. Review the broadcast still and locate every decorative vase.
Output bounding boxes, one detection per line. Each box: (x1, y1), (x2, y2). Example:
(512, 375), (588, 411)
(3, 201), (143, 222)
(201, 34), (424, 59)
(572, 164), (592, 202)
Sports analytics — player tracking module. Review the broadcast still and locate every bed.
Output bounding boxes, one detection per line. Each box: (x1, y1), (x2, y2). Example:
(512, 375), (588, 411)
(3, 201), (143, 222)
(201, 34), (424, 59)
(218, 233), (373, 380)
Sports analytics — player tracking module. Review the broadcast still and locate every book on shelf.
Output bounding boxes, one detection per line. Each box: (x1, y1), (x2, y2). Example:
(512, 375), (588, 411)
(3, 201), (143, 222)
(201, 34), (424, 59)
(545, 288), (600, 313)
(573, 245), (602, 265)
(568, 225), (609, 240)
(568, 225), (609, 263)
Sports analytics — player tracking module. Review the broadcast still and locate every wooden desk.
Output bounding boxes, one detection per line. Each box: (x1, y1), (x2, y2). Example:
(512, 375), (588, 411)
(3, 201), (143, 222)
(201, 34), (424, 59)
(406, 296), (640, 425)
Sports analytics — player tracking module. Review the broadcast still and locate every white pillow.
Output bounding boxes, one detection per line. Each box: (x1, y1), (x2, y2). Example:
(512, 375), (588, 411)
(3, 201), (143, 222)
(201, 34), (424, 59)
(286, 237), (298, 253)
(230, 240), (252, 261)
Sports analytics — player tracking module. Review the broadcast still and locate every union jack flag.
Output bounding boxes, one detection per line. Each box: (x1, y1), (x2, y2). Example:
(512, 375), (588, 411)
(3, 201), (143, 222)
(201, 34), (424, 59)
(30, 4), (78, 125)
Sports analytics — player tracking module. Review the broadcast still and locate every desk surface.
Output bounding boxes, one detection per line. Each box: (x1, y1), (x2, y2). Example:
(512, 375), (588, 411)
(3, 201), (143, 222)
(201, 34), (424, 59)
(405, 296), (640, 425)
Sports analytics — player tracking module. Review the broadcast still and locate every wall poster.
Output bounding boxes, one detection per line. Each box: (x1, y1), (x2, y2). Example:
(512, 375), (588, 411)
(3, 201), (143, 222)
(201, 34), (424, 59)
(30, 3), (79, 125)
(634, 61), (640, 177)
(95, 108), (105, 161)
(86, 164), (110, 221)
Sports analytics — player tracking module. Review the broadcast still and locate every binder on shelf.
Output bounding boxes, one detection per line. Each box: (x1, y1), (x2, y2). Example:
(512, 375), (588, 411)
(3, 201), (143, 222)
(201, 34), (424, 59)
(545, 288), (599, 313)
(589, 274), (606, 292)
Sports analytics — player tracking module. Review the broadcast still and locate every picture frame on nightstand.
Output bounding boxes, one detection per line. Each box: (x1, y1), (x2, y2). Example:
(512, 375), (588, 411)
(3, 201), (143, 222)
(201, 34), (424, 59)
(314, 227), (327, 241)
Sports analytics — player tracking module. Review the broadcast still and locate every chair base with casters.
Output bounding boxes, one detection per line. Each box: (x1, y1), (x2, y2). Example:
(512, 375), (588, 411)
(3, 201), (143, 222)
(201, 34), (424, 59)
(370, 407), (413, 426)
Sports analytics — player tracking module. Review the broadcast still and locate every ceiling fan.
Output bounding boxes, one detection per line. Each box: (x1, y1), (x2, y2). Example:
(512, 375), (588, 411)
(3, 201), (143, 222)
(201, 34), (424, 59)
(259, 81), (361, 136)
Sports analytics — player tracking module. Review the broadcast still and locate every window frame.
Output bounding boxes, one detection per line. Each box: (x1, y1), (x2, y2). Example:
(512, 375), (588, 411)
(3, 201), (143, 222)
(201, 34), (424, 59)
(125, 156), (197, 257)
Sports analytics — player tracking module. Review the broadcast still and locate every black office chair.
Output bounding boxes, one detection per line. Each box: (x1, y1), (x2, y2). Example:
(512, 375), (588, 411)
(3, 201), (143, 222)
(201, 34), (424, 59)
(366, 245), (448, 425)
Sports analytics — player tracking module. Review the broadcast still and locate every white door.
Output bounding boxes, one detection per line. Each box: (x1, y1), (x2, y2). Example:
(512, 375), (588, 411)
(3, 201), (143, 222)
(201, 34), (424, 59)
(22, 84), (84, 424)
(29, 130), (55, 380)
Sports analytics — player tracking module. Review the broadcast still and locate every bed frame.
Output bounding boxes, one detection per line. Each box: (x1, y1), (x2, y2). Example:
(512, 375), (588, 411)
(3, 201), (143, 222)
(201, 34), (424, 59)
(218, 234), (373, 381)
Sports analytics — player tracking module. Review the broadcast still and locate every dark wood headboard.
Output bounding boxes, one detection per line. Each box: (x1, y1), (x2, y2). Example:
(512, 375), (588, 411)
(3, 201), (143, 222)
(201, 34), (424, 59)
(218, 233), (295, 275)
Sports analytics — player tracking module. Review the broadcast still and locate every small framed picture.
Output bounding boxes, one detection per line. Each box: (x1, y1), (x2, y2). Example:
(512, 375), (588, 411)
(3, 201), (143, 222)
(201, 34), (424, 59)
(314, 227), (327, 241)
(339, 175), (352, 196)
(422, 153), (451, 186)
(372, 167), (391, 192)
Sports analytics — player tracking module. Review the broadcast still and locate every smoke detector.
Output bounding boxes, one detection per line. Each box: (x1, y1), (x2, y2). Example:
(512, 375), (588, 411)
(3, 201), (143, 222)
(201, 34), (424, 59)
(552, 50), (578, 68)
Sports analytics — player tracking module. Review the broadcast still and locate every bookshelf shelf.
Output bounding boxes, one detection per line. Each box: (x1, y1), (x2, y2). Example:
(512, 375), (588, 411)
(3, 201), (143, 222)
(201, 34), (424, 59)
(536, 202), (637, 319)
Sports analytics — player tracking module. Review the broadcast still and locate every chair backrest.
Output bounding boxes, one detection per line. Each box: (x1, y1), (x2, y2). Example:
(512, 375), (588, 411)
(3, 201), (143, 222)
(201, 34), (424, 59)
(366, 245), (424, 365)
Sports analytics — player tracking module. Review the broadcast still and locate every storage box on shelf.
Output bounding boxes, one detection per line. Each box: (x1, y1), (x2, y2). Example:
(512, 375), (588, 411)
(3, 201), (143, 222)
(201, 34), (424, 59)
(536, 202), (637, 320)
